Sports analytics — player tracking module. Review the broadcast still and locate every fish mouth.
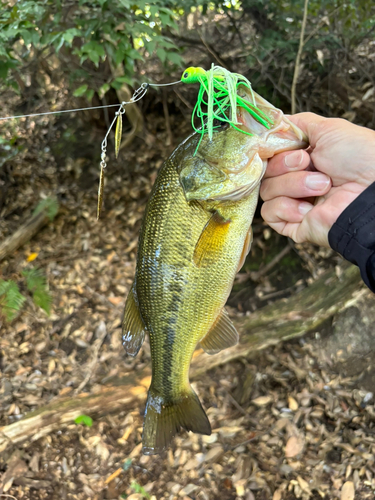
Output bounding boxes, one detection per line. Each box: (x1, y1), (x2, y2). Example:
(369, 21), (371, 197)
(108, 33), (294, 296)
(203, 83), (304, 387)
(235, 87), (308, 147)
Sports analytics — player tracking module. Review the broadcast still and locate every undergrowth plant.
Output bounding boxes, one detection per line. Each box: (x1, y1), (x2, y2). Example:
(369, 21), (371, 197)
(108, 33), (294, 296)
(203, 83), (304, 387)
(0, 267), (52, 321)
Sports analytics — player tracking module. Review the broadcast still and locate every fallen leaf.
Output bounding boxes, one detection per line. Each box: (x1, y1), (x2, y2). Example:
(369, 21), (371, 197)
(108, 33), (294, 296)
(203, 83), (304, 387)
(108, 296), (123, 305)
(341, 481), (355, 500)
(288, 396), (299, 411)
(285, 435), (304, 458)
(252, 395), (273, 406)
(27, 252), (38, 262)
(297, 475), (310, 493)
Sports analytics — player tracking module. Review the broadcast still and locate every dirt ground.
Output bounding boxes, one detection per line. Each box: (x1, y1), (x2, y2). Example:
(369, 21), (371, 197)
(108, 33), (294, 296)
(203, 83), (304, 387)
(1, 100), (375, 500)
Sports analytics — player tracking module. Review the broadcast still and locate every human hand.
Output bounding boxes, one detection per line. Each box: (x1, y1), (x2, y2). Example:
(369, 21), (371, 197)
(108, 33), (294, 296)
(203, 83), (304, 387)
(260, 112), (375, 247)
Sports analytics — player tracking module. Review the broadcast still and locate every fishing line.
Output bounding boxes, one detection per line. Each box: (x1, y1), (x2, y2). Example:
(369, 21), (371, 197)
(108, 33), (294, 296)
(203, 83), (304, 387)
(0, 103), (120, 121)
(0, 66), (271, 220)
(0, 81), (181, 122)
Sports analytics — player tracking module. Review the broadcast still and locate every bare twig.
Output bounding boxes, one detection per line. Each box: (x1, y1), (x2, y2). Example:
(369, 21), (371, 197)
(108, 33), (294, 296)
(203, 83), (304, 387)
(198, 33), (228, 69)
(250, 241), (292, 282)
(291, 0), (309, 114)
(173, 87), (193, 109)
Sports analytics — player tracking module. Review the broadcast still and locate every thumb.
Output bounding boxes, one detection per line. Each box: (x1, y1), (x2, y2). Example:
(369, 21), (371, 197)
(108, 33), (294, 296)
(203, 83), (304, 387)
(287, 112), (328, 149)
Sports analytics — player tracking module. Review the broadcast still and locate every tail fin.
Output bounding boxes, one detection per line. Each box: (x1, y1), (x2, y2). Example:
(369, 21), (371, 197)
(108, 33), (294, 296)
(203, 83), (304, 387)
(142, 387), (211, 455)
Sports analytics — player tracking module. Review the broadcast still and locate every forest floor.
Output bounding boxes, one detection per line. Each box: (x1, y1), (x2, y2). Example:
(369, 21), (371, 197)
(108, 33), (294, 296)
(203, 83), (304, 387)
(1, 95), (375, 500)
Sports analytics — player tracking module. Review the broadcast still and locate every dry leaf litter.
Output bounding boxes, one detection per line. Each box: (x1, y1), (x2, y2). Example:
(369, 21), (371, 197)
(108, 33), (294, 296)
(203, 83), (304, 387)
(0, 86), (375, 500)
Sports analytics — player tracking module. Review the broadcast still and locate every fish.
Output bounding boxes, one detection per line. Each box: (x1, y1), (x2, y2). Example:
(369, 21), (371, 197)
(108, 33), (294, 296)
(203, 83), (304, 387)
(122, 87), (308, 454)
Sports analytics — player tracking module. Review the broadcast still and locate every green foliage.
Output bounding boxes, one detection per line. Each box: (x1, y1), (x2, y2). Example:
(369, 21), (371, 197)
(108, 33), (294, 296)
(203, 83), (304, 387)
(74, 415), (93, 427)
(0, 0), (186, 98)
(0, 267), (52, 321)
(241, 0), (375, 104)
(130, 481), (150, 499)
(32, 196), (59, 221)
(22, 267), (52, 315)
(122, 458), (132, 471)
(0, 279), (26, 321)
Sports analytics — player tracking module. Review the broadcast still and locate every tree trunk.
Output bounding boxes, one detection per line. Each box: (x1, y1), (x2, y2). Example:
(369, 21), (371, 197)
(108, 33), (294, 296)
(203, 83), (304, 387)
(0, 263), (363, 455)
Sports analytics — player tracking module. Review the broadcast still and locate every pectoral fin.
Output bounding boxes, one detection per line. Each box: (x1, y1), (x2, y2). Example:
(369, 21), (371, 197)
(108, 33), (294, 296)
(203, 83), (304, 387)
(194, 211), (231, 268)
(122, 284), (146, 357)
(237, 226), (253, 272)
(200, 308), (239, 355)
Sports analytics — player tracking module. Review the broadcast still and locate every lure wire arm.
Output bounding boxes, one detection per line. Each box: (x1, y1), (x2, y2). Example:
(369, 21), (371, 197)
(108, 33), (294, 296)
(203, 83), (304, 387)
(97, 82), (150, 220)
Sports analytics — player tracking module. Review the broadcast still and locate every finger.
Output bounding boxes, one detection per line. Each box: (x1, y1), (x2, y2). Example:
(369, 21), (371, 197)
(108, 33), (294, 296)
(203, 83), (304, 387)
(260, 171), (331, 202)
(264, 149), (311, 179)
(287, 112), (328, 148)
(261, 196), (313, 225)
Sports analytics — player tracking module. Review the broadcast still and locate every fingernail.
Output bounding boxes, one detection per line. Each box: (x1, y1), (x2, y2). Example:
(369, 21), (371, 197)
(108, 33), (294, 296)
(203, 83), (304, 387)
(299, 202), (313, 215)
(285, 150), (303, 169)
(305, 173), (330, 191)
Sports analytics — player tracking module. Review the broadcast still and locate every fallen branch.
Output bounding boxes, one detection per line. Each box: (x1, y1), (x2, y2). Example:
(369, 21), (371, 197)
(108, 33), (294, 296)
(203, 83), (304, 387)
(249, 241), (292, 282)
(0, 263), (362, 455)
(0, 205), (57, 262)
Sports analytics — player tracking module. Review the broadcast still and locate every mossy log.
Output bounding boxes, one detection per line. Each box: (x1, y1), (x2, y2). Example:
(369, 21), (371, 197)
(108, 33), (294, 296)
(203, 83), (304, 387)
(0, 264), (363, 455)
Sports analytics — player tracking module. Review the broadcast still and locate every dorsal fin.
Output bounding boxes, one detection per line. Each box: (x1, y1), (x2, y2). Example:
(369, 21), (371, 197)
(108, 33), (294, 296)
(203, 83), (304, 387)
(200, 308), (239, 355)
(193, 211), (231, 268)
(122, 284), (146, 357)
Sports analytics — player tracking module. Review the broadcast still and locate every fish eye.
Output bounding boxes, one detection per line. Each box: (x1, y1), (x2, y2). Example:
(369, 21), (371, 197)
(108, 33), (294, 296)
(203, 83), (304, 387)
(183, 72), (188, 78)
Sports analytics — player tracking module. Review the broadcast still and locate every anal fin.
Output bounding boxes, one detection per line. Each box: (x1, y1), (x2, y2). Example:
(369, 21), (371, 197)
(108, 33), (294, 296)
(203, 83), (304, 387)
(194, 211), (231, 268)
(122, 284), (146, 357)
(200, 308), (239, 355)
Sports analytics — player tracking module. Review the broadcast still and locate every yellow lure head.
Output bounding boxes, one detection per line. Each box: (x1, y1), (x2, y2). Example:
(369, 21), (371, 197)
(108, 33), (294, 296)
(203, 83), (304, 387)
(181, 67), (207, 84)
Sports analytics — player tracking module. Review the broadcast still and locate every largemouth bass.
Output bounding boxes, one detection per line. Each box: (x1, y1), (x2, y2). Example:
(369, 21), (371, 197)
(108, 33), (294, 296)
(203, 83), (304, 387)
(122, 89), (307, 454)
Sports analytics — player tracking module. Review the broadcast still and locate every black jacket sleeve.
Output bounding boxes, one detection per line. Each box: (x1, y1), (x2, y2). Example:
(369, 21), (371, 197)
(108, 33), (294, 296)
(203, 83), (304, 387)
(328, 181), (375, 292)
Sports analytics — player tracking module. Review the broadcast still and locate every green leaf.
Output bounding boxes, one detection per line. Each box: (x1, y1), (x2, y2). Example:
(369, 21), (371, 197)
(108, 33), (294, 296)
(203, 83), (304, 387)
(99, 82), (110, 97)
(0, 60), (18, 79)
(114, 48), (124, 66)
(33, 287), (52, 315)
(165, 51), (183, 66)
(33, 197), (59, 221)
(73, 84), (88, 97)
(0, 280), (26, 322)
(156, 47), (166, 63)
(130, 481), (150, 499)
(74, 415), (93, 427)
(22, 267), (52, 315)
(111, 75), (133, 89)
(88, 50), (100, 66)
(119, 0), (131, 8)
(86, 88), (94, 101)
(122, 458), (132, 471)
(63, 28), (81, 45)
(145, 40), (156, 55)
